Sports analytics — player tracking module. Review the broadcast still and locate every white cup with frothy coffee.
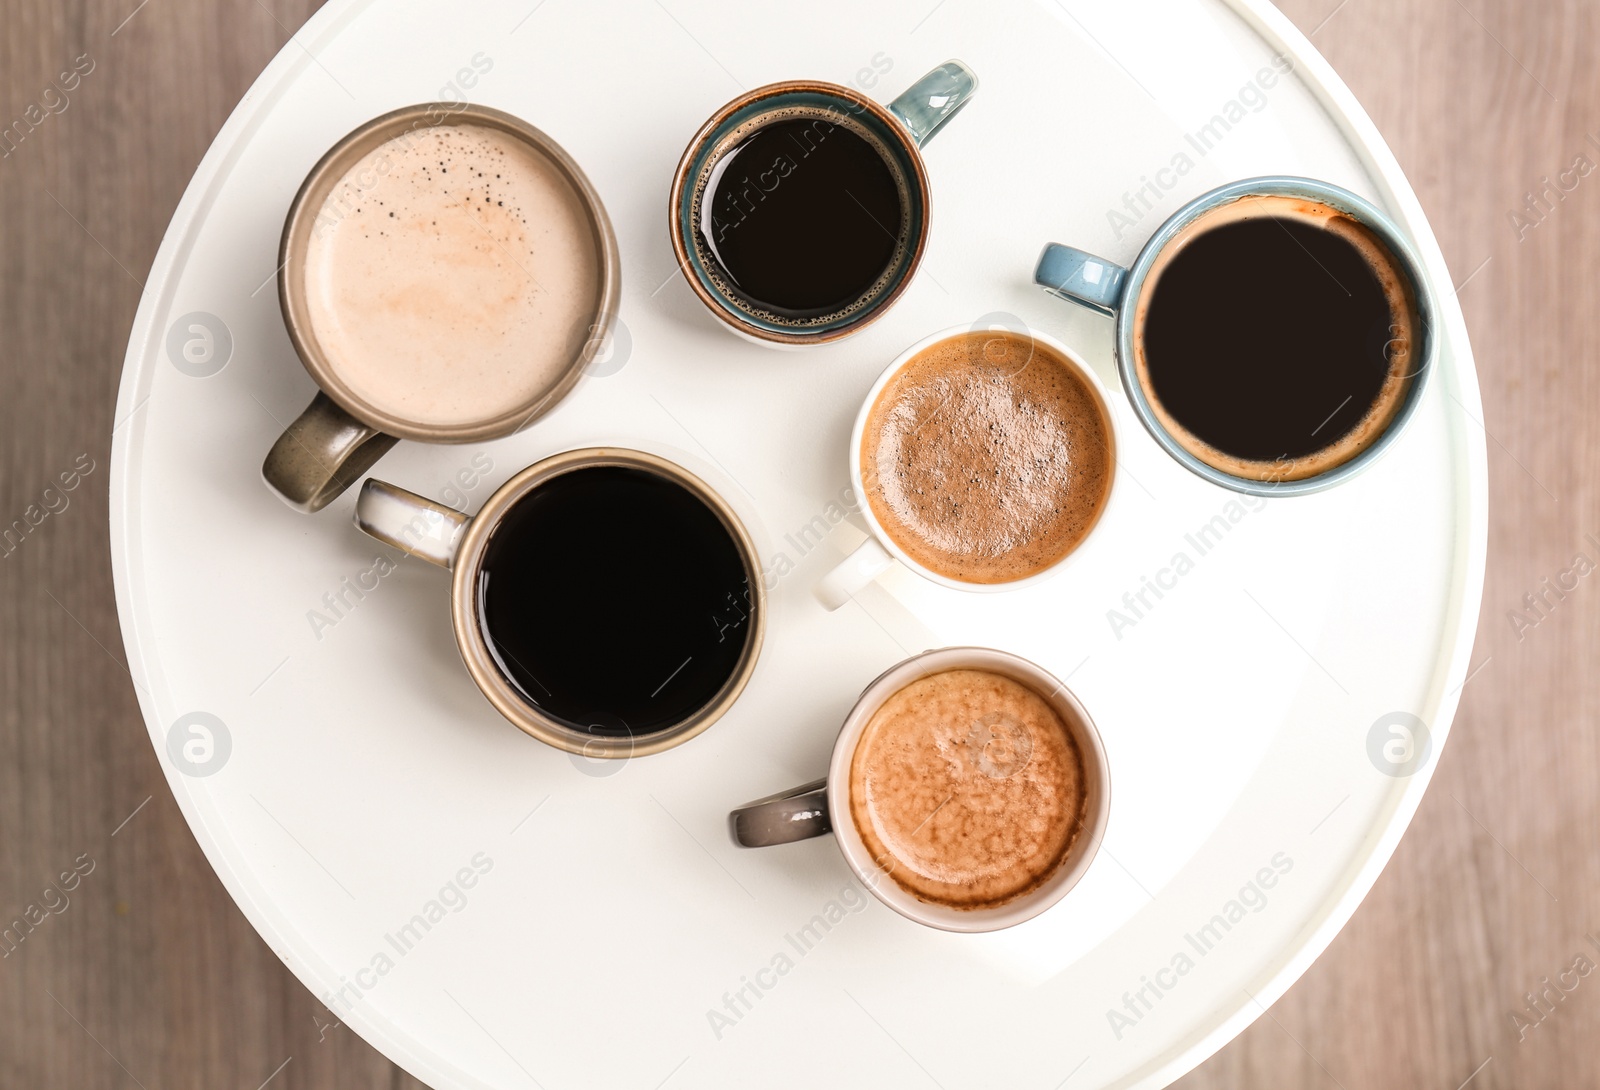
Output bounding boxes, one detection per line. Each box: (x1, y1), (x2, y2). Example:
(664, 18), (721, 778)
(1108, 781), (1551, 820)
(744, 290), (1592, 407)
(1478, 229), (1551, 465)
(815, 324), (1120, 610)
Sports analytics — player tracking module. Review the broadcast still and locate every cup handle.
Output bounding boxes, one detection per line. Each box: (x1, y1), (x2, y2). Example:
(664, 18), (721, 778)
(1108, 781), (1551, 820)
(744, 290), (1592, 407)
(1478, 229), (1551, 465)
(729, 778), (831, 847)
(814, 537), (894, 612)
(1034, 243), (1131, 319)
(353, 479), (470, 570)
(262, 392), (399, 514)
(888, 60), (979, 148)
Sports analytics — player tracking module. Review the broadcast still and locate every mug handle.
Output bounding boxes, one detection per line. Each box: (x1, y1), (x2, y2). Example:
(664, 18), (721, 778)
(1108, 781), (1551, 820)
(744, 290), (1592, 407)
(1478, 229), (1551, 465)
(352, 479), (470, 570)
(814, 538), (894, 612)
(729, 778), (831, 847)
(262, 392), (399, 513)
(888, 60), (979, 148)
(1033, 243), (1131, 319)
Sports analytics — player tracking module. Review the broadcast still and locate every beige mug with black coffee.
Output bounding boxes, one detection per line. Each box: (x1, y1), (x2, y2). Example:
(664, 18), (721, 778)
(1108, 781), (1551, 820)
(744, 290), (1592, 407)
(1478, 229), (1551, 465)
(263, 103), (620, 513)
(815, 324), (1119, 610)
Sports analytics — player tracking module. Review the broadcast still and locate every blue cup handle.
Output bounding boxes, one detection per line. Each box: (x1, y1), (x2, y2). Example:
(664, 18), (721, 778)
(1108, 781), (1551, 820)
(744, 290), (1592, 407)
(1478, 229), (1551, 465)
(888, 60), (978, 148)
(1034, 242), (1130, 319)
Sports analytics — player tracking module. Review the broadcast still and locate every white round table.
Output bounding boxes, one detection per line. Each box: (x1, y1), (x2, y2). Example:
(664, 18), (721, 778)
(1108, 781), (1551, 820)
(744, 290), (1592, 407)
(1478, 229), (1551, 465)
(112, 1), (1486, 1086)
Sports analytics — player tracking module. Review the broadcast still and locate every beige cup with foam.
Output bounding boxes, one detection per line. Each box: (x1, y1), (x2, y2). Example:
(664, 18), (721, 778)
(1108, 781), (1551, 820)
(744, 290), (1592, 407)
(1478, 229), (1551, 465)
(264, 103), (620, 513)
(729, 646), (1111, 932)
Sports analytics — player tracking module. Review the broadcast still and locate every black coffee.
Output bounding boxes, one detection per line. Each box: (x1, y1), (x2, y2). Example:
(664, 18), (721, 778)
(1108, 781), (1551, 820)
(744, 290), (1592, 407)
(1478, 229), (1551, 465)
(700, 116), (903, 318)
(476, 466), (754, 737)
(1139, 197), (1415, 476)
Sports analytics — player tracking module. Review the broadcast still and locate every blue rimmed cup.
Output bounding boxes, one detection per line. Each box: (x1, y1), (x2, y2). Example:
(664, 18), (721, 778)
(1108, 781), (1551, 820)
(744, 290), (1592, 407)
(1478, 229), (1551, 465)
(668, 61), (977, 347)
(1034, 177), (1438, 496)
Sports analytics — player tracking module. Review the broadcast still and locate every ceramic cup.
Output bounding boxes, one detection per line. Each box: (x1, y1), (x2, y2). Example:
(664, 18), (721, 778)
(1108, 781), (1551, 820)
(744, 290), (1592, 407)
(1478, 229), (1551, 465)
(729, 647), (1110, 933)
(668, 61), (978, 346)
(814, 324), (1119, 611)
(1033, 176), (1437, 496)
(264, 103), (621, 513)
(351, 447), (765, 758)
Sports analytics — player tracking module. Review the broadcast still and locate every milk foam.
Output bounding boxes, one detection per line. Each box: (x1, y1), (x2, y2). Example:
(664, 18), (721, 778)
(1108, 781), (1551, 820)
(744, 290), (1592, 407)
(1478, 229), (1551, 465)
(303, 124), (602, 427)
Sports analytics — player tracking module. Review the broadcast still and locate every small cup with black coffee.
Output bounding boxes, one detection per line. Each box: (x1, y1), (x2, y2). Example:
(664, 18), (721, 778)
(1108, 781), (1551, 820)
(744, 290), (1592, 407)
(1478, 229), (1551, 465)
(1034, 176), (1437, 495)
(668, 61), (977, 346)
(352, 448), (764, 757)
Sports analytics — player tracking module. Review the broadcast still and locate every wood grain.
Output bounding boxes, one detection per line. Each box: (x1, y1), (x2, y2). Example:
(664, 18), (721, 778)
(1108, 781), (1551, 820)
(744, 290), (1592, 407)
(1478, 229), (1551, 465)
(0, 1), (1592, 1087)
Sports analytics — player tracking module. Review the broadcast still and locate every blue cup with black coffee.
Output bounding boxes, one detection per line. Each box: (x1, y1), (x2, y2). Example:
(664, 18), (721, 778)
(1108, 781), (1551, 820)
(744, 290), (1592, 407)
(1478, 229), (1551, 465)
(1035, 177), (1438, 496)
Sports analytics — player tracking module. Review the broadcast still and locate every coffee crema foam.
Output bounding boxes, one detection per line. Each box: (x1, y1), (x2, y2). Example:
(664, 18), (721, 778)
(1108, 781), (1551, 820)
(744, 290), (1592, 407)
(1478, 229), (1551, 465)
(861, 331), (1113, 584)
(304, 125), (602, 427)
(848, 669), (1086, 910)
(1133, 194), (1420, 482)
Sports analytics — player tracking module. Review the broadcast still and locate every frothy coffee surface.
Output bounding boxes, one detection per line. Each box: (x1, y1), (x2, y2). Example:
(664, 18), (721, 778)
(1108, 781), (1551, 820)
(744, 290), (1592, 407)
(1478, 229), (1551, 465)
(303, 124), (602, 427)
(848, 669), (1085, 910)
(861, 331), (1113, 584)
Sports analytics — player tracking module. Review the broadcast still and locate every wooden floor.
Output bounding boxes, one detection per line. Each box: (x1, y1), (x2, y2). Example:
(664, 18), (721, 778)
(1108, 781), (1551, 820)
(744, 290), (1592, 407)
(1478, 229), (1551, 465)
(0, 1), (1593, 1086)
